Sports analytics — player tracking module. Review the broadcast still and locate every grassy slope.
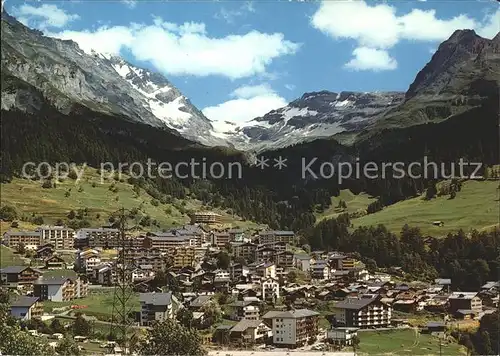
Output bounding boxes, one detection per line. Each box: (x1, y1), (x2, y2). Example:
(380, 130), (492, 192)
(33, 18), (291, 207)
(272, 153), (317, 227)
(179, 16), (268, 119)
(0, 167), (264, 235)
(43, 289), (140, 321)
(315, 189), (377, 222)
(0, 245), (28, 268)
(357, 329), (465, 355)
(352, 180), (499, 236)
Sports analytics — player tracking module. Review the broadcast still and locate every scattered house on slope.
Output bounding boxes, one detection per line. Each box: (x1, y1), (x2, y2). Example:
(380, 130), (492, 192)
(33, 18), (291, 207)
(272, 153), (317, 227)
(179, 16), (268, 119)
(326, 327), (359, 347)
(229, 319), (271, 345)
(139, 292), (180, 326)
(0, 266), (43, 288)
(33, 276), (88, 302)
(44, 255), (67, 270)
(10, 296), (43, 320)
(227, 300), (260, 321)
(189, 295), (213, 311)
(448, 292), (482, 316)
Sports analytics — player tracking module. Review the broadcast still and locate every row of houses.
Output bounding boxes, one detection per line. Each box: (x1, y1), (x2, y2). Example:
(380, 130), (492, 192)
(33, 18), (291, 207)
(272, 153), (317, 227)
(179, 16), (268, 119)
(3, 224), (295, 251)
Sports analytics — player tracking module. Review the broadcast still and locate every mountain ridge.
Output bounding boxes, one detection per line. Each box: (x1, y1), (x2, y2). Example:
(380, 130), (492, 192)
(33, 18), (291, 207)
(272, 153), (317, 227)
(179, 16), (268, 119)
(0, 9), (229, 147)
(1, 9), (498, 154)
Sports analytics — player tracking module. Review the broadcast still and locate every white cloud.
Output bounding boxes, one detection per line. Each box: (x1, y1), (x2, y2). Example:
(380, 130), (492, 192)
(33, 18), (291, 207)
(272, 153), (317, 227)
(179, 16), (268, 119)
(476, 8), (500, 39)
(122, 0), (136, 9)
(51, 17), (299, 79)
(214, 1), (256, 24)
(344, 47), (397, 71)
(311, 1), (400, 48)
(49, 26), (135, 55)
(311, 0), (499, 71)
(285, 84), (296, 91)
(203, 84), (287, 124)
(231, 83), (275, 99)
(12, 4), (79, 29)
(398, 9), (477, 43)
(311, 0), (497, 48)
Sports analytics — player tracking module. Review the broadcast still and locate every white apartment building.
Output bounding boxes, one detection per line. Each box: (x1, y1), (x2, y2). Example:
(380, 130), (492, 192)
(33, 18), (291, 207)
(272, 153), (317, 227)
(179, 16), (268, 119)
(264, 309), (320, 348)
(75, 249), (101, 275)
(255, 262), (276, 279)
(243, 305), (260, 320)
(310, 260), (330, 280)
(332, 295), (392, 328)
(85, 256), (101, 275)
(214, 269), (230, 279)
(3, 231), (43, 250)
(36, 226), (75, 250)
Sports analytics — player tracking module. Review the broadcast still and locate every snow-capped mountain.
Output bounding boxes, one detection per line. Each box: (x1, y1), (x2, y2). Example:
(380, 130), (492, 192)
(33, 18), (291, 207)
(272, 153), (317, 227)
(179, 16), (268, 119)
(4, 9), (495, 153)
(209, 91), (405, 151)
(1, 10), (226, 147)
(0, 10), (407, 152)
(105, 55), (222, 145)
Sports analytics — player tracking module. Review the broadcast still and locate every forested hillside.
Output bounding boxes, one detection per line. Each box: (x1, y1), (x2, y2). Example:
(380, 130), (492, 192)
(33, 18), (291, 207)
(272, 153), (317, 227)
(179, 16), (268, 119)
(1, 81), (498, 234)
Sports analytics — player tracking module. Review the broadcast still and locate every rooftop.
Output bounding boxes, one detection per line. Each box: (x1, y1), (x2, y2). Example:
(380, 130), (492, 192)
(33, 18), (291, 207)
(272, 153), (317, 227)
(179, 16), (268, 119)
(0, 266), (42, 274)
(449, 292), (478, 300)
(264, 308), (319, 319)
(190, 295), (212, 307)
(4, 231), (41, 236)
(457, 309), (476, 315)
(259, 230), (294, 236)
(139, 292), (172, 306)
(192, 211), (222, 216)
(11, 296), (40, 308)
(36, 225), (73, 231)
(482, 281), (499, 289)
(230, 319), (263, 332)
(78, 228), (119, 232)
(334, 297), (378, 310)
(34, 276), (75, 285)
(434, 278), (452, 285)
(148, 235), (193, 242)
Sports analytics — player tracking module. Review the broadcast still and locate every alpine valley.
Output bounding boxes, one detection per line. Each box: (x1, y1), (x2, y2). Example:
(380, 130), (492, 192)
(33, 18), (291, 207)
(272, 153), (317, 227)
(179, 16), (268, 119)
(1, 8), (499, 235)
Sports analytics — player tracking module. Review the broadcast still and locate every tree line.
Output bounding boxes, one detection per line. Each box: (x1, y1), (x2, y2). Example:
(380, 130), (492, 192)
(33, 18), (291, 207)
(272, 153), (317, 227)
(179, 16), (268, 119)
(306, 216), (499, 291)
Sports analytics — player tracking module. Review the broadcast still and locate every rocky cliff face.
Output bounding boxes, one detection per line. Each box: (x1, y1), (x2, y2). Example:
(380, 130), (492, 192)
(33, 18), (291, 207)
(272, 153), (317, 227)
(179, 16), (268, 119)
(363, 29), (500, 136)
(407, 30), (500, 99)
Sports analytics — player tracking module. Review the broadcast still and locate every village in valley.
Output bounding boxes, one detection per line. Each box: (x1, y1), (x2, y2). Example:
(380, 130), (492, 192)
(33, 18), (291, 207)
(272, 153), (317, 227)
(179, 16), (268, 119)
(1, 211), (498, 355)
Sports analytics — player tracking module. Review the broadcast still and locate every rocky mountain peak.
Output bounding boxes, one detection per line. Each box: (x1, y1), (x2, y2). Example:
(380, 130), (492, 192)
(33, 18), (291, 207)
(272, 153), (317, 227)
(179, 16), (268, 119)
(447, 29), (479, 43)
(406, 29), (499, 99)
(300, 90), (337, 101)
(493, 32), (500, 44)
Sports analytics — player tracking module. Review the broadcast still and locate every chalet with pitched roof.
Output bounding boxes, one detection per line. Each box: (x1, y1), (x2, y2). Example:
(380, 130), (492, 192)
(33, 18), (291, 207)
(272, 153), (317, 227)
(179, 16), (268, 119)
(139, 292), (180, 326)
(10, 296), (43, 320)
(0, 266), (43, 287)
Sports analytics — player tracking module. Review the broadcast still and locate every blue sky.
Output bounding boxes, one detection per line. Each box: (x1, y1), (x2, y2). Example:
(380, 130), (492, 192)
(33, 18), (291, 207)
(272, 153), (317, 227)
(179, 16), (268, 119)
(5, 0), (500, 124)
